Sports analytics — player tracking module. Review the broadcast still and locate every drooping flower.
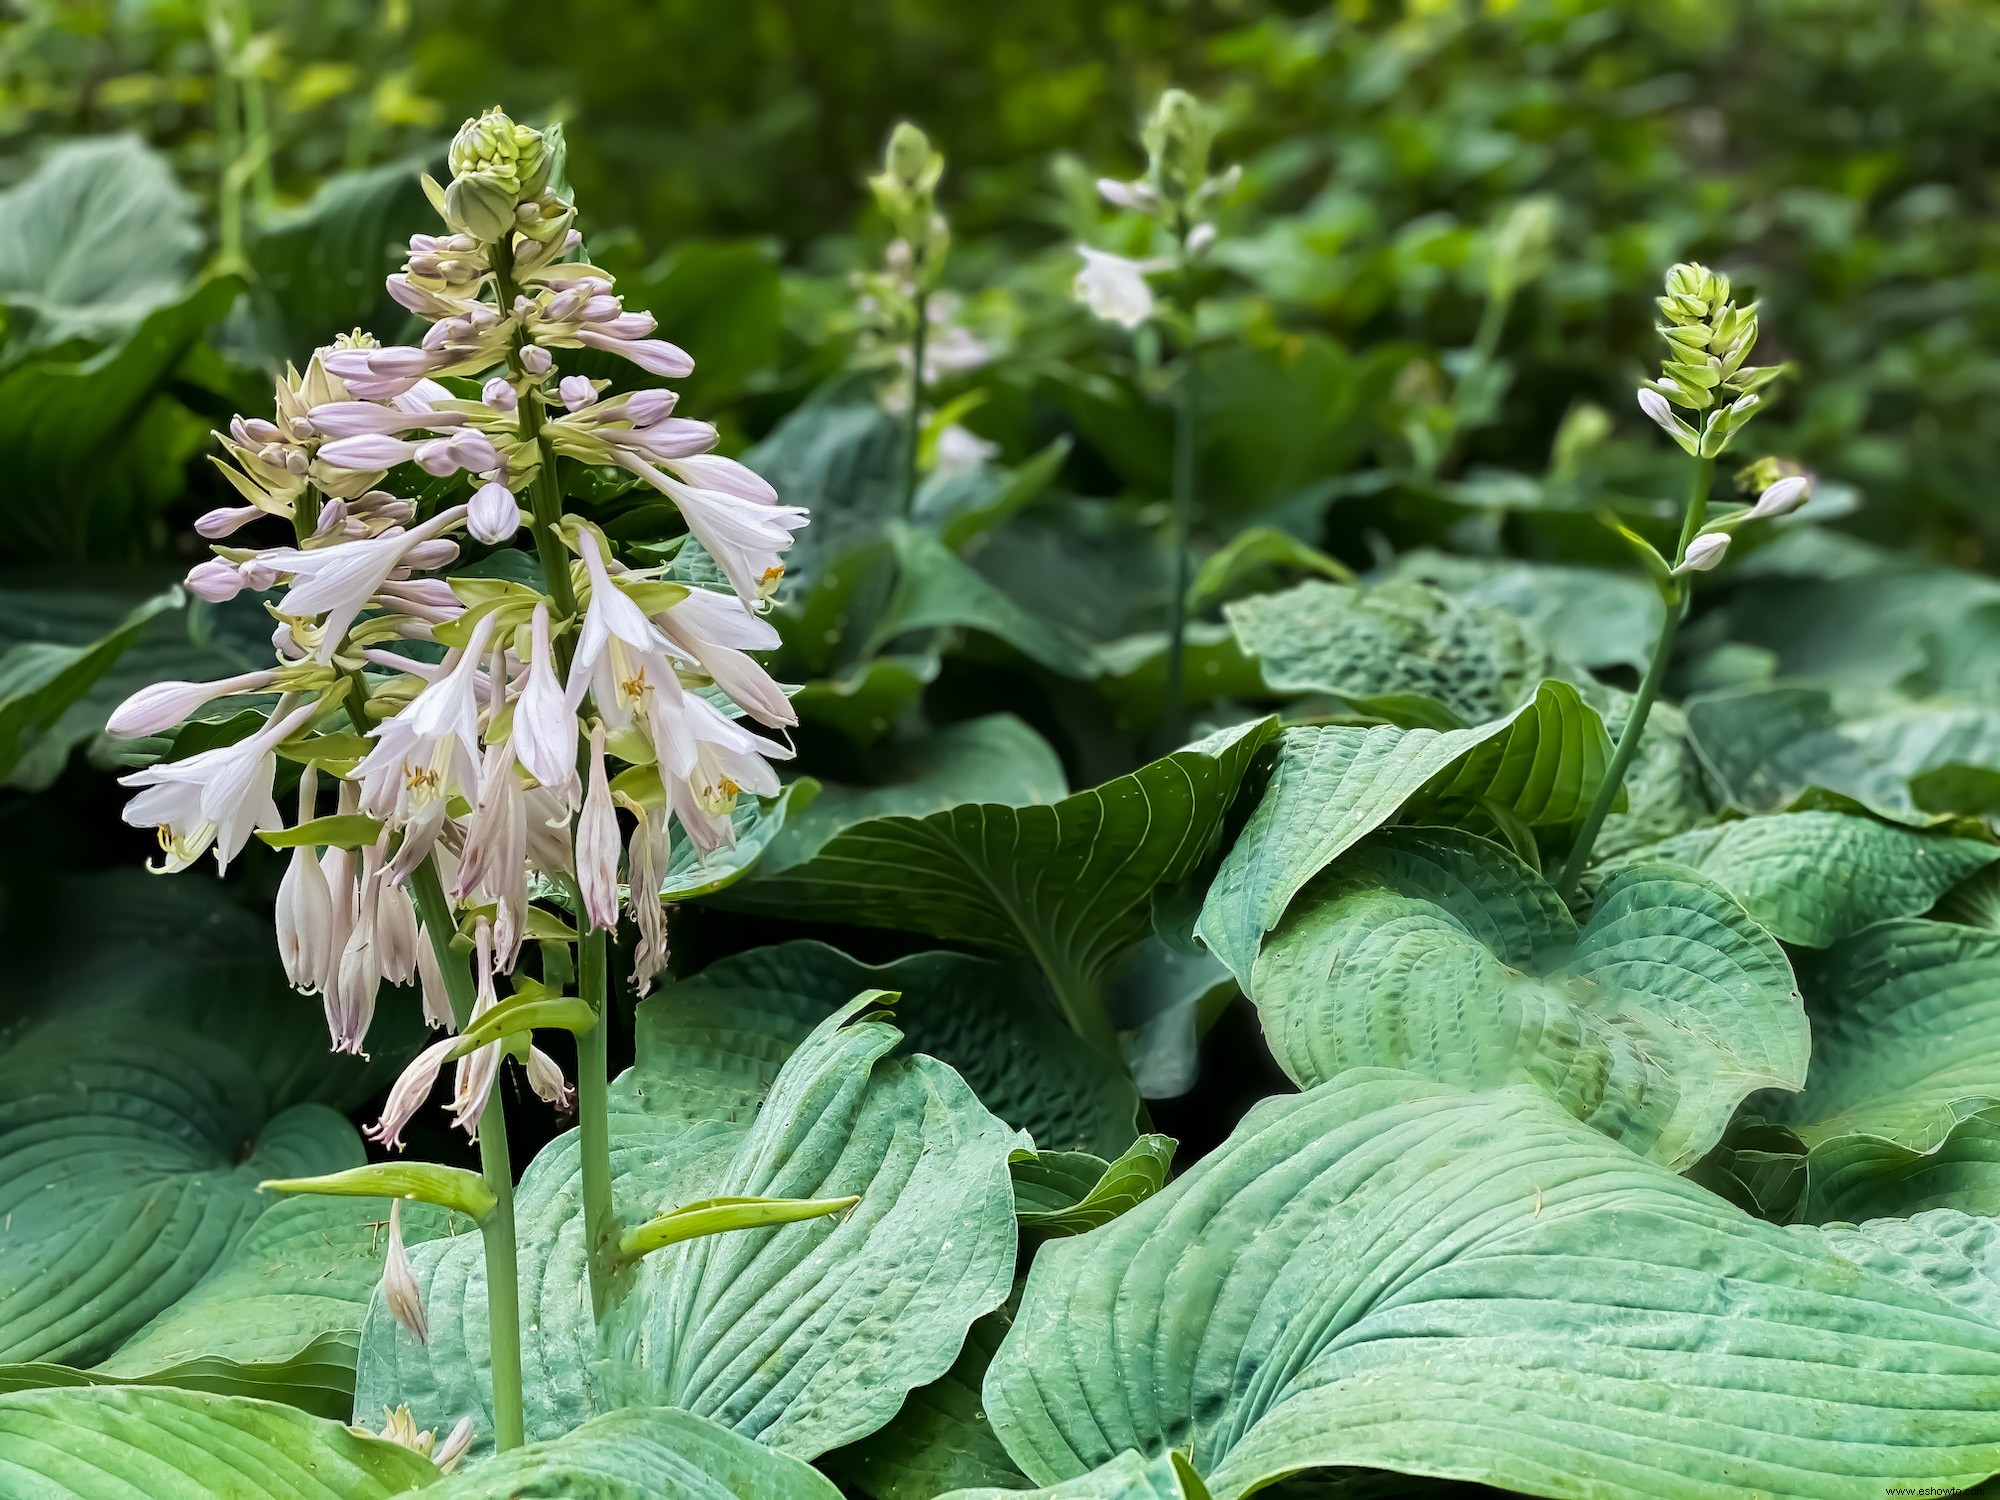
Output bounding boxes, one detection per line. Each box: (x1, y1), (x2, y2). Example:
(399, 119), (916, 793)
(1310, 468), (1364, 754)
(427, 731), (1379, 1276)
(276, 767), (334, 990)
(368, 1036), (455, 1150)
(576, 721), (621, 931)
(513, 603), (579, 803)
(354, 612), (499, 828)
(261, 504), (470, 658)
(449, 920), (504, 1137)
(653, 586), (793, 728)
(382, 1198), (429, 1344)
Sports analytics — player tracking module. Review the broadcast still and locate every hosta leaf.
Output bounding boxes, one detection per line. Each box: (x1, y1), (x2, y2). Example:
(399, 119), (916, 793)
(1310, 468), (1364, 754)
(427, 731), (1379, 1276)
(868, 523), (1102, 679)
(0, 1385), (436, 1498)
(606, 995), (1023, 1455)
(1756, 921), (2000, 1220)
(662, 781), (819, 899)
(1198, 684), (1613, 985)
(824, 1305), (1026, 1500)
(1225, 578), (1555, 726)
(983, 1070), (2000, 1500)
(425, 1405), (838, 1500)
(727, 719), (1279, 1049)
(941, 1449), (1211, 1500)
(0, 586), (180, 779)
(90, 1197), (460, 1418)
(744, 388), (902, 592)
(1816, 1210), (2000, 1328)
(0, 1009), (361, 1367)
(1090, 625), (1267, 741)
(1688, 685), (2000, 819)
(0, 137), (201, 351)
(1388, 550), (1664, 675)
(1013, 1135), (1177, 1237)
(661, 941), (1140, 1156)
(1252, 828), (1806, 1168)
(358, 995), (1022, 1459)
(1611, 810), (1998, 947)
(794, 654), (938, 744)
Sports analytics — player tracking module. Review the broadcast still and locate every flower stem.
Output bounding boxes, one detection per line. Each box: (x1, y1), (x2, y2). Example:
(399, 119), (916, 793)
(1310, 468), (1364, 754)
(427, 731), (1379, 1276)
(903, 266), (928, 517)
(1552, 456), (1714, 904)
(576, 923), (615, 1319)
(408, 858), (526, 1451)
(1162, 229), (1200, 748)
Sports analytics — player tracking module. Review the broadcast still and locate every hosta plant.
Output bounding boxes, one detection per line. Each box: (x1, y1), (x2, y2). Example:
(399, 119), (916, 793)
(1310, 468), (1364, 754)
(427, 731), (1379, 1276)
(11, 91), (2000, 1500)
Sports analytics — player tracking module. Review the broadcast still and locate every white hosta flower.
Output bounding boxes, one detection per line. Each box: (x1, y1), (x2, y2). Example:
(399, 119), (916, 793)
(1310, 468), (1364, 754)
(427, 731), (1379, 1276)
(276, 768), (334, 991)
(576, 722), (621, 931)
(466, 481), (521, 544)
(1638, 387), (1701, 457)
(565, 539), (671, 709)
(106, 668), (278, 739)
(382, 1199), (428, 1344)
(522, 783), (576, 877)
(667, 695), (790, 854)
(453, 736), (529, 972)
(119, 701), (314, 873)
(318, 430), (498, 479)
(1673, 531), (1731, 576)
(654, 586), (792, 728)
(628, 460), (808, 604)
(513, 603), (579, 804)
(354, 612), (499, 826)
(306, 401), (469, 440)
(1097, 176), (1162, 214)
(526, 1046), (574, 1111)
(416, 935), (455, 1031)
(376, 875), (421, 985)
(329, 846), (389, 1054)
(1074, 246), (1169, 329)
(450, 921), (504, 1137)
(433, 1418), (475, 1474)
(624, 804), (672, 995)
(1750, 473), (1812, 519)
(368, 1036), (454, 1149)
(362, 1407), (474, 1473)
(261, 504), (470, 660)
(932, 424), (998, 480)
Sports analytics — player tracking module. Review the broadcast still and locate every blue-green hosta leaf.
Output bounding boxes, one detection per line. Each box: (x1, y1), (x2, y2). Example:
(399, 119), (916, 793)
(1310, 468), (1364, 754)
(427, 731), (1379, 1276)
(662, 941), (1139, 1156)
(1013, 1135), (1177, 1238)
(726, 719), (1279, 1050)
(0, 136), (201, 351)
(983, 1070), (2000, 1500)
(793, 654), (938, 744)
(605, 995), (1023, 1455)
(1688, 685), (2000, 819)
(426, 1405), (839, 1500)
(1225, 578), (1557, 727)
(0, 1010), (361, 1367)
(917, 435), (1070, 552)
(1253, 828), (1806, 1169)
(1387, 549), (1664, 676)
(1090, 625), (1267, 741)
(1815, 1210), (2000, 1329)
(1610, 810), (1998, 947)
(827, 1304), (1026, 1500)
(0, 1385), (437, 1498)
(744, 388), (903, 594)
(0, 585), (181, 780)
(941, 1449), (1210, 1500)
(1754, 921), (2000, 1221)
(358, 996), (1023, 1459)
(86, 1197), (460, 1418)
(1197, 684), (1612, 985)
(1187, 525), (1354, 615)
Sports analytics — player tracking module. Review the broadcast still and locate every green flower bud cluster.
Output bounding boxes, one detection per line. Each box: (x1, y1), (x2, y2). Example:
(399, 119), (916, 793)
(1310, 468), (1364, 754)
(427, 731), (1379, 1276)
(1650, 262), (1782, 411)
(1143, 88), (1214, 203)
(869, 121), (949, 276)
(423, 107), (572, 246)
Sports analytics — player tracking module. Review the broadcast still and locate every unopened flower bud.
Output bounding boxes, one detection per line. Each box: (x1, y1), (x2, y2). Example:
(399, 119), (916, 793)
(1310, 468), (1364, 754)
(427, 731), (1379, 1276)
(106, 668), (277, 739)
(481, 377), (518, 412)
(434, 1417), (475, 1473)
(196, 505), (263, 539)
(559, 375), (597, 411)
(1749, 473), (1812, 519)
(467, 481), (521, 544)
(520, 344), (553, 376)
(186, 558), (247, 602)
(1143, 87), (1214, 200)
(1674, 531), (1731, 576)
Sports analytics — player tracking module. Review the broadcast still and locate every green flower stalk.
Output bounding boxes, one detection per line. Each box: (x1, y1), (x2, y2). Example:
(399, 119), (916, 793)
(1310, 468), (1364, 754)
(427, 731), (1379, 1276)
(101, 105), (810, 1450)
(861, 121), (963, 513)
(1553, 261), (1802, 902)
(1077, 87), (1237, 745)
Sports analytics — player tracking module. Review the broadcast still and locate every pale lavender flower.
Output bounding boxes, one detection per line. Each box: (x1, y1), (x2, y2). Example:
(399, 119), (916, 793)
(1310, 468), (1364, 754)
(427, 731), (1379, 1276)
(186, 557), (248, 602)
(654, 586), (792, 728)
(195, 504), (264, 538)
(565, 539), (669, 709)
(354, 612), (498, 826)
(262, 504), (469, 658)
(383, 1199), (429, 1343)
(106, 668), (278, 739)
(434, 1418), (475, 1474)
(576, 721), (620, 931)
(466, 481), (521, 544)
(368, 1036), (454, 1149)
(481, 376), (518, 412)
(513, 603), (579, 804)
(526, 1046), (573, 1111)
(276, 767), (334, 991)
(559, 375), (597, 411)
(450, 920), (504, 1137)
(453, 735), (529, 972)
(118, 700), (314, 873)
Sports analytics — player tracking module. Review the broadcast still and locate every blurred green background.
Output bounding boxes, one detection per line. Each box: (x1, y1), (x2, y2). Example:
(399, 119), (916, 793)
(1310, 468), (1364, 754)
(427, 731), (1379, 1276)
(4, 0), (1998, 937)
